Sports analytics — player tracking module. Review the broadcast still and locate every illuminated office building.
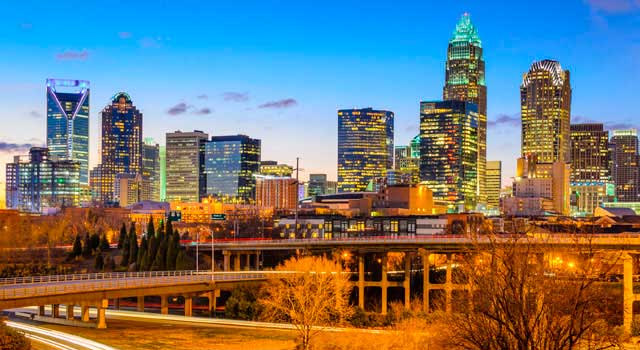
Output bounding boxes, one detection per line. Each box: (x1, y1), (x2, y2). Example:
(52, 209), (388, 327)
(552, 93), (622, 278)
(394, 144), (420, 184)
(254, 175), (298, 210)
(98, 92), (143, 203)
(570, 124), (612, 215)
(142, 138), (161, 202)
(419, 101), (478, 212)
(610, 129), (639, 202)
(165, 130), (209, 203)
(443, 14), (487, 205)
(337, 108), (394, 193)
(521, 60), (571, 164)
(159, 145), (166, 201)
(205, 135), (261, 202)
(486, 160), (501, 210)
(46, 79), (90, 185)
(260, 161), (293, 177)
(5, 147), (80, 213)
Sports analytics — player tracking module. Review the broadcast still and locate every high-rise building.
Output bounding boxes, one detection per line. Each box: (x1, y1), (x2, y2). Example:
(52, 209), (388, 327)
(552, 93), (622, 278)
(5, 147), (80, 212)
(166, 130), (209, 203)
(337, 108), (394, 193)
(254, 175), (298, 210)
(394, 144), (420, 184)
(46, 79), (90, 185)
(443, 14), (487, 205)
(204, 135), (261, 202)
(142, 138), (160, 202)
(570, 124), (613, 215)
(610, 129), (639, 202)
(486, 161), (501, 210)
(98, 92), (143, 203)
(260, 161), (293, 177)
(410, 135), (421, 159)
(114, 173), (153, 207)
(159, 145), (166, 202)
(308, 174), (328, 197)
(521, 60), (572, 164)
(420, 101), (478, 212)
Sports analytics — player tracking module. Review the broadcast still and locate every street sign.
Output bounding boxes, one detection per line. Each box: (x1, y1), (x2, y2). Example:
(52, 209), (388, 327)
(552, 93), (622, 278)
(168, 211), (182, 222)
(211, 213), (226, 221)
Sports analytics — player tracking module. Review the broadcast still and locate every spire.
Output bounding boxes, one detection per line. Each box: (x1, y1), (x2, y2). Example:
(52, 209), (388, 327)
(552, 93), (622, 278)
(450, 13), (481, 47)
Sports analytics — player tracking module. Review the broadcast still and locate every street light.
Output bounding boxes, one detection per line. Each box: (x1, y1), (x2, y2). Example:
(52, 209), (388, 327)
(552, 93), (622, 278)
(195, 230), (200, 272)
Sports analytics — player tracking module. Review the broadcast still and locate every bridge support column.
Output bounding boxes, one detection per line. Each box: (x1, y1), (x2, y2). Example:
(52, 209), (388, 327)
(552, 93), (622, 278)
(137, 296), (144, 312)
(234, 254), (241, 272)
(38, 306), (45, 317)
(404, 254), (411, 309)
(114, 298), (120, 310)
(381, 253), (388, 315)
(52, 304), (60, 318)
(223, 251), (231, 271)
(358, 255), (365, 309)
(445, 253), (453, 313)
(255, 252), (260, 270)
(66, 305), (74, 320)
(623, 253), (634, 334)
(208, 290), (220, 317)
(422, 251), (430, 313)
(245, 253), (251, 271)
(184, 296), (193, 317)
(81, 306), (90, 322)
(160, 295), (169, 315)
(97, 299), (108, 329)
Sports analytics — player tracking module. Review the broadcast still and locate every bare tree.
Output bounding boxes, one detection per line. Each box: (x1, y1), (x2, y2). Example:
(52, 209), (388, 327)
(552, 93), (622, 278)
(259, 256), (353, 350)
(444, 235), (624, 350)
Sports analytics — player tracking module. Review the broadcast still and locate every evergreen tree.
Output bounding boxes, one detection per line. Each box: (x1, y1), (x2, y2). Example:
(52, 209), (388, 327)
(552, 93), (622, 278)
(166, 234), (177, 270)
(104, 254), (113, 271)
(94, 250), (104, 271)
(140, 250), (150, 271)
(72, 234), (82, 257)
(147, 217), (155, 238)
(82, 234), (92, 257)
(117, 223), (127, 249)
(151, 237), (168, 271)
(100, 233), (110, 251)
(137, 235), (148, 270)
(90, 232), (100, 251)
(128, 224), (138, 269)
(121, 226), (131, 266)
(175, 249), (194, 270)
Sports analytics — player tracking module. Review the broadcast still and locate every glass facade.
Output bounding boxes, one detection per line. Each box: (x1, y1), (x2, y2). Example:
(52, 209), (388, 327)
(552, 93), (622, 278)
(142, 138), (161, 202)
(165, 130), (209, 203)
(46, 79), (90, 185)
(420, 101), (478, 212)
(610, 129), (639, 202)
(5, 148), (80, 213)
(337, 108), (394, 193)
(205, 135), (261, 202)
(521, 60), (572, 164)
(443, 14), (486, 205)
(486, 160), (501, 210)
(98, 92), (143, 203)
(260, 161), (293, 177)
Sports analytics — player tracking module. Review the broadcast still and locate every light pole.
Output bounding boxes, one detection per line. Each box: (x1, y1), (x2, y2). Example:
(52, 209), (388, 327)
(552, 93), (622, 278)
(211, 229), (215, 280)
(195, 230), (199, 272)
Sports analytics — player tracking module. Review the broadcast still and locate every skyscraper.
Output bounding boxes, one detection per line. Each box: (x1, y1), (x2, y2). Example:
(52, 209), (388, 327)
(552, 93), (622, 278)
(337, 108), (394, 192)
(394, 144), (420, 184)
(443, 13), (487, 205)
(166, 130), (209, 203)
(260, 161), (293, 177)
(610, 129), (639, 202)
(420, 101), (478, 212)
(486, 160), (501, 210)
(46, 79), (90, 185)
(142, 138), (161, 202)
(205, 135), (261, 202)
(98, 92), (143, 203)
(570, 124), (612, 215)
(521, 60), (572, 165)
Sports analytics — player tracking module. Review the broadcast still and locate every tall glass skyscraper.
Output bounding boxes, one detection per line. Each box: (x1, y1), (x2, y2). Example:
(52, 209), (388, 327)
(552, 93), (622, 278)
(610, 129), (639, 202)
(420, 101), (478, 212)
(98, 92), (143, 203)
(205, 135), (261, 202)
(443, 14), (486, 205)
(337, 108), (394, 193)
(521, 60), (572, 165)
(166, 130), (209, 203)
(142, 138), (161, 202)
(46, 79), (90, 185)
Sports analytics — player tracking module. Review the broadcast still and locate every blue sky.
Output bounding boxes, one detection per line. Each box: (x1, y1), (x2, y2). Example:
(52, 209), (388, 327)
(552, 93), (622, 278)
(0, 0), (639, 187)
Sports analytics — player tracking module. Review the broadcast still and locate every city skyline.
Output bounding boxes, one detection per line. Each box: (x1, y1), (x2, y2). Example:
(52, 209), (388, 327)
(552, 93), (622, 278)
(1, 1), (639, 190)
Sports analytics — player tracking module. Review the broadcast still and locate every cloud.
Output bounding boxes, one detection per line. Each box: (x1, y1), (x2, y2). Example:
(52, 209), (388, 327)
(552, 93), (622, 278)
(573, 116), (637, 130)
(167, 103), (190, 116)
(55, 50), (89, 61)
(585, 0), (640, 13)
(118, 31), (132, 39)
(606, 122), (636, 130)
(223, 92), (249, 102)
(194, 107), (212, 115)
(0, 142), (39, 153)
(197, 94), (208, 100)
(488, 113), (520, 128)
(139, 37), (162, 48)
(28, 110), (42, 119)
(258, 98), (298, 109)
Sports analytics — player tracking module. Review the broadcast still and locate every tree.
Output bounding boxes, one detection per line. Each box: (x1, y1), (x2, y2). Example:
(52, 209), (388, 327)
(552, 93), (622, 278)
(166, 230), (180, 270)
(444, 235), (623, 350)
(100, 233), (110, 251)
(175, 249), (194, 270)
(117, 223), (127, 249)
(0, 321), (31, 350)
(94, 251), (104, 271)
(71, 234), (82, 258)
(147, 217), (155, 238)
(226, 285), (260, 320)
(121, 225), (131, 267)
(82, 234), (92, 258)
(137, 235), (148, 270)
(259, 256), (353, 350)
(151, 237), (168, 271)
(89, 232), (100, 252)
(128, 224), (138, 269)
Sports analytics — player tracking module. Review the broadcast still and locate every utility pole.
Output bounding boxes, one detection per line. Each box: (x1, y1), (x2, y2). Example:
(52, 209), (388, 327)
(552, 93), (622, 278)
(295, 157), (300, 238)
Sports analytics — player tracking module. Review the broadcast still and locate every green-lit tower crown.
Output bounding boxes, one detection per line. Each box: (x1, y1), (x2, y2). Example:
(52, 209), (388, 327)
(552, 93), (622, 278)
(443, 13), (487, 208)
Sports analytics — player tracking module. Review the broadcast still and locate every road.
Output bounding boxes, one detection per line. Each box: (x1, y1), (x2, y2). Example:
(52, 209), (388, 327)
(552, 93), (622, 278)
(5, 318), (117, 350)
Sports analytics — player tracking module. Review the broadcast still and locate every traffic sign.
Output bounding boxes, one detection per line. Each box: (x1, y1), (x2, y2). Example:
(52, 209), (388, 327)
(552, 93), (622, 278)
(211, 214), (226, 221)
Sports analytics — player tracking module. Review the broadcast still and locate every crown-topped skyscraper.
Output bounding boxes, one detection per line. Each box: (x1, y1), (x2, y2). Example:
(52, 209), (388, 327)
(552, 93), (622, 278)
(443, 13), (487, 207)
